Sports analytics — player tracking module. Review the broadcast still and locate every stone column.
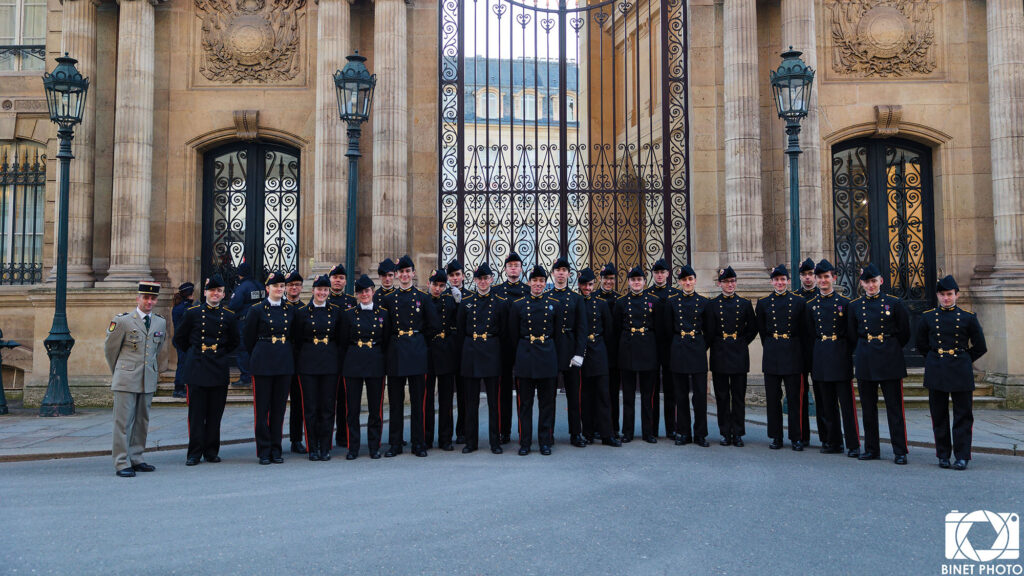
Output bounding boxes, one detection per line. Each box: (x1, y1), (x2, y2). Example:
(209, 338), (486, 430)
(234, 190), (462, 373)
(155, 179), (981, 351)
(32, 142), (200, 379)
(59, 0), (99, 285)
(371, 0), (408, 262)
(313, 0), (352, 275)
(723, 0), (765, 275)
(781, 0), (823, 260)
(104, 0), (157, 283)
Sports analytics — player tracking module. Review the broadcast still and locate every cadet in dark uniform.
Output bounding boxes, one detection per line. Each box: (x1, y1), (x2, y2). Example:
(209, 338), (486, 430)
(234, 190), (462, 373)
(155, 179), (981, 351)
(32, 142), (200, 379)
(428, 268), (460, 451)
(446, 259), (468, 444)
(595, 263), (621, 438)
(663, 265), (711, 447)
(548, 256), (588, 447)
(493, 252), (527, 445)
(456, 262), (507, 454)
(340, 275), (391, 459)
(173, 274), (239, 465)
(328, 264), (358, 309)
(382, 255), (440, 458)
(293, 275), (343, 461)
(796, 258), (822, 447)
(916, 275), (987, 470)
(284, 271), (306, 454)
(804, 260), (860, 457)
(705, 266), (757, 446)
(243, 271), (296, 465)
(373, 258), (398, 307)
(327, 264), (357, 449)
(577, 267), (621, 447)
(227, 262), (265, 387)
(755, 265), (808, 451)
(847, 263), (912, 465)
(509, 265), (561, 455)
(613, 266), (662, 443)
(645, 258), (678, 439)
(171, 282), (195, 399)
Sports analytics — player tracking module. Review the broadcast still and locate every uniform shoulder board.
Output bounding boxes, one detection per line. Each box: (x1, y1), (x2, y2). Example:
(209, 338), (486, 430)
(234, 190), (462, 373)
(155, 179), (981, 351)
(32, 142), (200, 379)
(345, 305), (356, 311)
(513, 296), (525, 303)
(850, 297), (862, 303)
(615, 295), (628, 302)
(153, 313), (164, 318)
(494, 294), (506, 301)
(922, 308), (936, 314)
(116, 312), (129, 316)
(187, 304), (201, 311)
(807, 296), (818, 304)
(757, 295), (768, 302)
(667, 293), (678, 300)
(327, 302), (339, 310)
(224, 308), (236, 314)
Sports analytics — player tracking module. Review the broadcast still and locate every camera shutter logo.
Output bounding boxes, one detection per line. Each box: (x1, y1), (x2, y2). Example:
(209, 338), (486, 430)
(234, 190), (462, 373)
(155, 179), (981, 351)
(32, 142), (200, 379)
(945, 510), (1020, 562)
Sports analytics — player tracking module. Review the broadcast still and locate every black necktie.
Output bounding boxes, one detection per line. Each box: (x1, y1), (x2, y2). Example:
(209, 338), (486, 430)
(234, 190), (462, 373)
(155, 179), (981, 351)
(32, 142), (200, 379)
(144, 315), (150, 331)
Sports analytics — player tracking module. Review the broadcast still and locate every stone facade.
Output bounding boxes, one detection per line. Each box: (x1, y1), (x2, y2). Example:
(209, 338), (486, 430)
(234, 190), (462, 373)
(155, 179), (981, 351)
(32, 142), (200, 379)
(0, 0), (1021, 406)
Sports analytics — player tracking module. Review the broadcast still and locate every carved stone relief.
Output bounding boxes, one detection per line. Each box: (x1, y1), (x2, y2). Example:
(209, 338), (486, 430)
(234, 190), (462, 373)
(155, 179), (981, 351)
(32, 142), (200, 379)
(192, 0), (308, 87)
(827, 0), (940, 79)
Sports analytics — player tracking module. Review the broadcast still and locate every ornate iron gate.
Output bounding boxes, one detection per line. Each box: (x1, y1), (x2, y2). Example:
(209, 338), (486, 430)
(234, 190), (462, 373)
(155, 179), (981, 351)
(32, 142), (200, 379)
(438, 0), (689, 285)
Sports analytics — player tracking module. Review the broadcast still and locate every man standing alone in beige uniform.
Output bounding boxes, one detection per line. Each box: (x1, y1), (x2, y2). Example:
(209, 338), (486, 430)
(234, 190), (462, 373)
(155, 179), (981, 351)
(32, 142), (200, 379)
(105, 281), (167, 477)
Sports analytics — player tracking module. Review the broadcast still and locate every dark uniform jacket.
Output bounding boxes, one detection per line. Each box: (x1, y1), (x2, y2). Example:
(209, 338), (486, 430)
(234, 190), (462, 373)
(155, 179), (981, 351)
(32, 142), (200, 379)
(796, 286), (820, 301)
(846, 293), (911, 381)
(428, 292), (460, 376)
(644, 284), (678, 364)
(172, 303), (240, 386)
(457, 292), (506, 378)
(612, 291), (661, 371)
(243, 300), (297, 376)
(756, 291), (807, 375)
(804, 292), (853, 382)
(228, 278), (265, 317)
(293, 302), (343, 375)
(581, 294), (613, 378)
(915, 306), (987, 392)
(339, 304), (391, 378)
(662, 291), (710, 374)
(595, 288), (620, 367)
(328, 290), (358, 310)
(494, 280), (529, 366)
(546, 286), (587, 369)
(508, 294), (561, 380)
(705, 293), (758, 374)
(372, 286), (397, 308)
(381, 286), (440, 376)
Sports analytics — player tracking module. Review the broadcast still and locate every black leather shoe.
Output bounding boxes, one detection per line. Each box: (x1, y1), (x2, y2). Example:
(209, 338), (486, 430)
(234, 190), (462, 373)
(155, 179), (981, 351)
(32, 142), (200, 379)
(455, 435), (467, 444)
(384, 446), (403, 458)
(571, 435), (587, 448)
(415, 448), (429, 457)
(695, 437), (710, 447)
(858, 451), (879, 461)
(132, 462), (156, 472)
(321, 451), (331, 461)
(291, 442), (306, 454)
(733, 436), (745, 447)
(500, 434), (511, 445)
(271, 456), (284, 464)
(346, 452), (358, 460)
(116, 468), (136, 478)
(792, 441), (804, 452)
(205, 455), (221, 463)
(847, 448), (860, 458)
(821, 445), (843, 454)
(938, 458), (951, 469)
(440, 443), (454, 452)
(894, 454), (908, 465)
(665, 430), (676, 440)
(186, 457), (201, 466)
(583, 435), (594, 445)
(643, 435), (658, 444)
(309, 452), (320, 461)
(720, 436), (732, 446)
(540, 445), (552, 456)
(621, 434), (634, 444)
(370, 450), (382, 459)
(601, 437), (622, 447)
(259, 457), (272, 465)
(953, 459), (968, 470)
(462, 446), (475, 454)
(768, 439), (783, 450)
(491, 446), (503, 455)
(518, 447), (530, 456)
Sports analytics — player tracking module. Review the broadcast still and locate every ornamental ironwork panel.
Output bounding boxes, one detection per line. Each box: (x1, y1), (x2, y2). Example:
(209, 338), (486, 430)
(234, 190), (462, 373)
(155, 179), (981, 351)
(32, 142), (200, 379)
(0, 144), (45, 285)
(438, 0), (690, 288)
(202, 142), (300, 294)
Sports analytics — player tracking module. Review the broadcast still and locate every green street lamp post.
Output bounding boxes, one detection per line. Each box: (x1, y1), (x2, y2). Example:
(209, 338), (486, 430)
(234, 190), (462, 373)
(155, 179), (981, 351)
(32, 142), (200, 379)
(39, 53), (89, 416)
(334, 51), (376, 293)
(770, 47), (815, 278)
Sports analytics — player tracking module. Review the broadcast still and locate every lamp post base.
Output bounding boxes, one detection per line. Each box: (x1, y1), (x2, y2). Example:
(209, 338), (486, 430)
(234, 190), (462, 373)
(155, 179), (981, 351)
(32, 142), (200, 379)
(40, 333), (76, 417)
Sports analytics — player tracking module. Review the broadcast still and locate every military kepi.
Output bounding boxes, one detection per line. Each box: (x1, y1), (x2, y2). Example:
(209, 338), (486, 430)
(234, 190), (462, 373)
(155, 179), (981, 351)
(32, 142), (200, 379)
(652, 258), (669, 272)
(936, 274), (959, 293)
(813, 259), (834, 275)
(859, 263), (881, 281)
(397, 254), (415, 270)
(718, 266), (736, 281)
(552, 256), (570, 270)
(265, 271), (287, 285)
(138, 281), (160, 295)
(377, 258), (396, 275)
(578, 267), (596, 284)
(285, 271), (303, 283)
(627, 266), (645, 279)
(677, 264), (696, 279)
(329, 264), (347, 277)
(429, 268), (447, 284)
(312, 274), (331, 288)
(204, 274), (225, 290)
(355, 274), (375, 291)
(504, 252), (522, 264)
(446, 258), (463, 275)
(770, 264), (788, 278)
(600, 263), (617, 277)
(529, 264), (547, 280)
(474, 262), (494, 278)
(799, 258), (815, 273)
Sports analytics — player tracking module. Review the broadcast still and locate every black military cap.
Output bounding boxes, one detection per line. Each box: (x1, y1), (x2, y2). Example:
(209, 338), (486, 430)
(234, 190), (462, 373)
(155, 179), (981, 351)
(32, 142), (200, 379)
(329, 264), (347, 277)
(265, 271), (287, 286)
(396, 254), (415, 270)
(429, 268), (447, 284)
(627, 266), (645, 279)
(285, 271), (303, 283)
(578, 267), (596, 284)
(652, 258), (670, 272)
(237, 262), (252, 278)
(355, 274), (375, 291)
(178, 282), (195, 295)
(770, 264), (789, 279)
(718, 266), (737, 281)
(799, 258), (816, 273)
(312, 274), (331, 288)
(504, 252), (522, 265)
(552, 256), (570, 271)
(859, 263), (881, 281)
(138, 281), (161, 295)
(529, 264), (547, 280)
(677, 264), (696, 279)
(446, 259), (463, 275)
(377, 258), (396, 275)
(813, 259), (835, 275)
(936, 275), (959, 293)
(600, 263), (617, 277)
(203, 275), (224, 290)
(474, 262), (494, 278)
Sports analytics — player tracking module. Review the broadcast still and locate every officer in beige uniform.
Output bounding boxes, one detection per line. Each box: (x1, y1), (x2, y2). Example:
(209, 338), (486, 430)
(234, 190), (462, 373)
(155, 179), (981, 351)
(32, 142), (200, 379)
(105, 281), (168, 477)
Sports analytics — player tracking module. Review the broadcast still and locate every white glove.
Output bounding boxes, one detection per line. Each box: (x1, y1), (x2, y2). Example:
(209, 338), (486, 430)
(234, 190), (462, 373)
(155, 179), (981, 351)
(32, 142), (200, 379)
(570, 355), (584, 368)
(451, 286), (462, 303)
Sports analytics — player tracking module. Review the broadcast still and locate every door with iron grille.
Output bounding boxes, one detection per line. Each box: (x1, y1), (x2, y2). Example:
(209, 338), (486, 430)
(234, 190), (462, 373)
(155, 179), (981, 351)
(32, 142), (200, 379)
(202, 142), (300, 294)
(438, 0), (690, 286)
(831, 138), (936, 364)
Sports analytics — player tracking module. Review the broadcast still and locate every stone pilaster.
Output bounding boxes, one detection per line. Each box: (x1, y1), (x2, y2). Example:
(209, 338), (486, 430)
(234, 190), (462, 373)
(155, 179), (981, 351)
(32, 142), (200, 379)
(104, 0), (157, 283)
(58, 0), (99, 285)
(312, 0), (351, 276)
(781, 0), (823, 261)
(723, 0), (765, 277)
(371, 0), (409, 262)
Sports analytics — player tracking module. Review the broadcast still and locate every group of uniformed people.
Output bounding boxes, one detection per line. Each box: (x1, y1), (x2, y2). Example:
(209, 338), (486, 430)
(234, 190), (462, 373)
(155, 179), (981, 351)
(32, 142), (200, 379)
(116, 252), (987, 473)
